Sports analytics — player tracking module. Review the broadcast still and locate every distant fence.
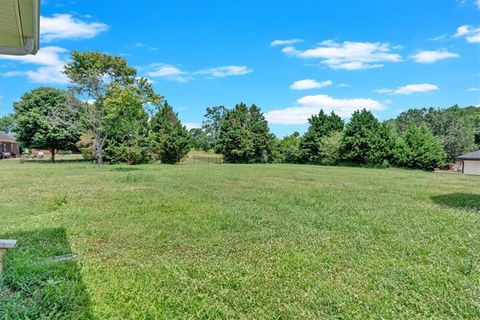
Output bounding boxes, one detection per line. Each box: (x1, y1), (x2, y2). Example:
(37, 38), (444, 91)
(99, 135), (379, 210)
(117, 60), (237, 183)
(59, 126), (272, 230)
(190, 155), (223, 164)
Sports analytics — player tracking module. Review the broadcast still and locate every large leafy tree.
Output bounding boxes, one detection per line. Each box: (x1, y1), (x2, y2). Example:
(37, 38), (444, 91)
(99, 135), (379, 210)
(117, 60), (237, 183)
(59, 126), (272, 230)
(216, 103), (272, 163)
(392, 105), (479, 160)
(341, 109), (396, 165)
(0, 115), (14, 133)
(189, 128), (209, 152)
(395, 125), (446, 170)
(203, 106), (227, 151)
(150, 101), (191, 164)
(13, 88), (81, 161)
(64, 51), (160, 164)
(300, 110), (344, 163)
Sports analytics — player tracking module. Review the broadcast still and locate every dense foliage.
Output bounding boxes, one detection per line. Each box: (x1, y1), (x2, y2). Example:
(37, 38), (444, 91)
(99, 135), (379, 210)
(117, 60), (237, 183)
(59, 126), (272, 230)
(394, 125), (446, 170)
(13, 87), (81, 161)
(7, 51), (478, 169)
(64, 51), (161, 164)
(300, 110), (344, 163)
(342, 109), (397, 166)
(0, 115), (14, 133)
(150, 102), (191, 164)
(216, 103), (272, 163)
(390, 105), (479, 160)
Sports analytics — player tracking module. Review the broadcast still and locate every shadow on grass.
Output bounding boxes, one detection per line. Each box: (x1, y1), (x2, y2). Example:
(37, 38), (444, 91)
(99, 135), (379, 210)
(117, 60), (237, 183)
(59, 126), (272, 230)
(0, 228), (93, 319)
(431, 193), (480, 213)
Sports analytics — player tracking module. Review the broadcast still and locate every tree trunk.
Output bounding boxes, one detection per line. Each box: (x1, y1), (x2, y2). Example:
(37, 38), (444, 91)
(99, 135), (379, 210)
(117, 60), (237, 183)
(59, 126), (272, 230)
(51, 148), (56, 162)
(95, 136), (104, 164)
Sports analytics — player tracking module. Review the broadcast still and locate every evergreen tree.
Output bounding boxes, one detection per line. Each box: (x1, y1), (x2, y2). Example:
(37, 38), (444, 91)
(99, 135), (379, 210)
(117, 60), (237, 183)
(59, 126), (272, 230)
(395, 125), (446, 170)
(103, 84), (152, 164)
(300, 110), (343, 163)
(341, 109), (396, 166)
(150, 101), (190, 164)
(216, 103), (272, 163)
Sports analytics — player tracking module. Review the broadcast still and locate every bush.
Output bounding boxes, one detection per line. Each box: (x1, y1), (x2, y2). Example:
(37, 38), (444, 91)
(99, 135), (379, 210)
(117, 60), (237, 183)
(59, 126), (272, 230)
(394, 125), (446, 170)
(318, 131), (343, 165)
(76, 135), (95, 161)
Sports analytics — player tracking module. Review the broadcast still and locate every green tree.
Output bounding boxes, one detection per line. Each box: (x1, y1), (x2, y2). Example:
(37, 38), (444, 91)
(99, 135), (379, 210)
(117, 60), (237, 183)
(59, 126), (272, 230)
(150, 101), (191, 164)
(216, 103), (272, 163)
(64, 51), (160, 164)
(13, 87), (81, 161)
(318, 131), (343, 165)
(273, 132), (302, 163)
(103, 84), (153, 164)
(300, 110), (344, 163)
(189, 128), (209, 152)
(392, 105), (479, 160)
(203, 106), (227, 151)
(341, 109), (396, 166)
(395, 125), (446, 170)
(0, 115), (14, 133)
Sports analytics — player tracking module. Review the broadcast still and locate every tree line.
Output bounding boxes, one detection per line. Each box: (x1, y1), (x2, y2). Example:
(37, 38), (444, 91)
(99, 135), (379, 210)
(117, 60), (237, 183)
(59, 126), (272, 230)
(1, 51), (478, 169)
(193, 104), (479, 170)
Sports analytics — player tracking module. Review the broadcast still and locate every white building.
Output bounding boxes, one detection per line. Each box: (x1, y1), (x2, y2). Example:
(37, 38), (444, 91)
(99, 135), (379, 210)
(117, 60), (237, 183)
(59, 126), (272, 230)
(457, 150), (480, 176)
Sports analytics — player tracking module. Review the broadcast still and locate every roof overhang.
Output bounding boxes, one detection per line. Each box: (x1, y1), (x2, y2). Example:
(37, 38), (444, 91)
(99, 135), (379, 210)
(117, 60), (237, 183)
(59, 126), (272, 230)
(0, 0), (40, 55)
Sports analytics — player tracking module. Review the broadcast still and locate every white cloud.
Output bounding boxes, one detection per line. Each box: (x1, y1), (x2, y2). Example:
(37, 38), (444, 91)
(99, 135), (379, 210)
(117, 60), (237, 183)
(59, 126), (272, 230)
(290, 79), (332, 90)
(147, 64), (252, 82)
(195, 66), (253, 78)
(0, 46), (69, 84)
(467, 87), (480, 91)
(271, 39), (303, 47)
(280, 40), (402, 70)
(337, 83), (349, 87)
(146, 64), (191, 82)
(476, 0), (480, 9)
(454, 25), (480, 43)
(265, 94), (384, 124)
(377, 83), (439, 95)
(184, 122), (202, 130)
(412, 50), (459, 63)
(41, 14), (108, 42)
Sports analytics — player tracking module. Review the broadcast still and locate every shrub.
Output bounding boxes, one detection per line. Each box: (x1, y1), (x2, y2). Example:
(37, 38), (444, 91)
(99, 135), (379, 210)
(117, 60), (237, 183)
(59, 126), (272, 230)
(395, 125), (446, 170)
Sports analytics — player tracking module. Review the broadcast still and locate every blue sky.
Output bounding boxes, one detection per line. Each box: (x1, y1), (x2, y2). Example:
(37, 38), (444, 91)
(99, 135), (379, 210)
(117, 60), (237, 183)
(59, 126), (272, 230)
(1, 0), (479, 137)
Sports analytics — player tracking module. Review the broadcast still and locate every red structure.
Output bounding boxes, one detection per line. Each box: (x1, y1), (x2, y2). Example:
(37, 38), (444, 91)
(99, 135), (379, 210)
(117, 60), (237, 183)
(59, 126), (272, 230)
(0, 131), (19, 159)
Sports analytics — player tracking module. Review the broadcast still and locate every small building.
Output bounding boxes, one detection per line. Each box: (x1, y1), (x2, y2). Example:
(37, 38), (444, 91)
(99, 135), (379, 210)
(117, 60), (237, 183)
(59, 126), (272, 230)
(457, 150), (480, 175)
(0, 131), (19, 159)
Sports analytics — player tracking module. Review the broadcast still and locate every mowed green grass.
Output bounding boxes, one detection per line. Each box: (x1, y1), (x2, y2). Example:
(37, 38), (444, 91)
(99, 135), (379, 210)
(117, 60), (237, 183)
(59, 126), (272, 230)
(0, 161), (479, 319)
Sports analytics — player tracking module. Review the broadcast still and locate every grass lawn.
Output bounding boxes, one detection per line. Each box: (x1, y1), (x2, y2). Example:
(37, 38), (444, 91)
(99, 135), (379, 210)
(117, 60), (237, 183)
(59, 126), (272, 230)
(0, 161), (479, 319)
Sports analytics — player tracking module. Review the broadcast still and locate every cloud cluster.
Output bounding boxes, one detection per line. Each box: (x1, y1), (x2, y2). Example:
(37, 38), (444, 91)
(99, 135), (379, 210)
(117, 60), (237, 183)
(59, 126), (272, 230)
(147, 64), (253, 82)
(412, 50), (459, 63)
(290, 79), (332, 90)
(377, 83), (439, 95)
(270, 39), (303, 47)
(277, 40), (402, 70)
(0, 46), (69, 84)
(41, 14), (109, 42)
(0, 14), (109, 84)
(454, 25), (480, 43)
(265, 94), (384, 124)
